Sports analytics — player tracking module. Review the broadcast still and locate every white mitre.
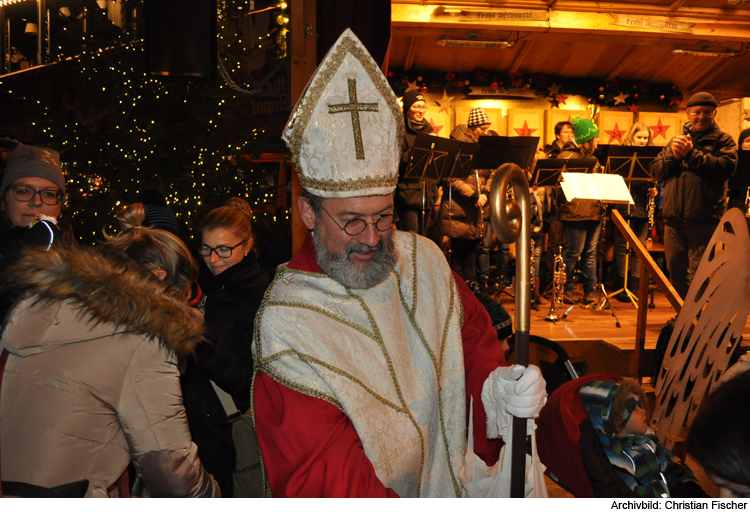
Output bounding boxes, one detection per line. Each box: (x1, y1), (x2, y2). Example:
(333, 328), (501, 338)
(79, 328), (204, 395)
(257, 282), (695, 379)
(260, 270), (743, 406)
(282, 28), (404, 198)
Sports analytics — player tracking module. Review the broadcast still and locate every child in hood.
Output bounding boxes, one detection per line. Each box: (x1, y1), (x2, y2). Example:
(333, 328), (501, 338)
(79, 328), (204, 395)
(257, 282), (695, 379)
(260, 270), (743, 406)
(578, 378), (706, 498)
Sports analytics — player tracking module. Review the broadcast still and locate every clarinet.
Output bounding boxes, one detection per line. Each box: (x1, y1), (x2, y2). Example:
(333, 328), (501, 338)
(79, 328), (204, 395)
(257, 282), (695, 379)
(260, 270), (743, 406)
(647, 185), (656, 242)
(476, 170), (484, 239)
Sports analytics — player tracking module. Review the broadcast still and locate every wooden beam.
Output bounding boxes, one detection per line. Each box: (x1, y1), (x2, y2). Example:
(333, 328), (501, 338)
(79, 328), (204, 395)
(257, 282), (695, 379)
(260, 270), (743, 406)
(404, 36), (417, 71)
(605, 45), (640, 80)
(689, 58), (736, 93)
(391, 4), (750, 43)
(509, 40), (533, 75)
(612, 210), (682, 313)
(290, 0), (317, 254)
(668, 0), (688, 16)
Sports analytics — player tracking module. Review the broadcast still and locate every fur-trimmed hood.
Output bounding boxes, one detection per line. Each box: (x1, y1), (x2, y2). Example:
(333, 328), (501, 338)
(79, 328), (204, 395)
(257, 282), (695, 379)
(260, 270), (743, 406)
(1, 245), (203, 358)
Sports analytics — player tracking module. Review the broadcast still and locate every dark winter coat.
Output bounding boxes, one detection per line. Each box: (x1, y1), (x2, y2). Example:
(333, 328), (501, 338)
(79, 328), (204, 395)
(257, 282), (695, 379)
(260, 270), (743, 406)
(649, 122), (737, 223)
(556, 146), (603, 222)
(438, 168), (491, 240)
(396, 118), (438, 211)
(181, 254), (269, 497)
(543, 139), (577, 159)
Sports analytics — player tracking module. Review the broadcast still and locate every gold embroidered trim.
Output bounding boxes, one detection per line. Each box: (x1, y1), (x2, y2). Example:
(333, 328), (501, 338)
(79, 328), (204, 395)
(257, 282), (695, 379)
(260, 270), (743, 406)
(328, 78), (379, 160)
(265, 299), (378, 342)
(298, 173), (398, 193)
(453, 273), (465, 329)
(409, 232), (419, 317)
(437, 277), (462, 497)
(349, 289), (427, 497)
(258, 360), (344, 411)
(260, 349), (406, 414)
(286, 34), (405, 189)
(394, 270), (438, 371)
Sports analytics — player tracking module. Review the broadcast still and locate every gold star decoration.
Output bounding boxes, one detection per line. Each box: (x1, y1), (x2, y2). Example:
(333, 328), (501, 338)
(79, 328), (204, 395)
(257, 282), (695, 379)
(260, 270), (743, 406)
(548, 83), (561, 96)
(613, 92), (629, 105)
(437, 89), (454, 114)
(406, 79), (419, 92)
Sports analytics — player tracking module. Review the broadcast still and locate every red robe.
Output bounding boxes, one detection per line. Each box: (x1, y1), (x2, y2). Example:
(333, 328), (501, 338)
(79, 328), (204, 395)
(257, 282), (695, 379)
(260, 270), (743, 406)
(254, 234), (506, 497)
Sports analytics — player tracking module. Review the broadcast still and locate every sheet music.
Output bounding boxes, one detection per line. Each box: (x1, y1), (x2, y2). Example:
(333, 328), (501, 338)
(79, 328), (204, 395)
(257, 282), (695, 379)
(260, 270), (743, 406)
(561, 172), (634, 205)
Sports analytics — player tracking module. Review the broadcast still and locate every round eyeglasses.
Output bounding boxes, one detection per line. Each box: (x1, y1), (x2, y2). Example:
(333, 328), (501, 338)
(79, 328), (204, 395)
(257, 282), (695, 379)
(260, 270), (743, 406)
(688, 110), (715, 117)
(198, 240), (247, 258)
(321, 207), (398, 236)
(11, 184), (62, 206)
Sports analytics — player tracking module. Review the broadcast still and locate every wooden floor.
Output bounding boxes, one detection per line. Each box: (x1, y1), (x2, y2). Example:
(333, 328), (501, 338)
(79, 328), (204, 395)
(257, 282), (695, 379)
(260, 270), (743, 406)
(490, 282), (750, 379)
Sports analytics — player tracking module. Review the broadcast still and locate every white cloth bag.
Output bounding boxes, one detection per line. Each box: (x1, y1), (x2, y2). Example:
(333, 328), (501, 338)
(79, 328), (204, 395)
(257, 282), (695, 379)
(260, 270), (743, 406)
(459, 399), (548, 498)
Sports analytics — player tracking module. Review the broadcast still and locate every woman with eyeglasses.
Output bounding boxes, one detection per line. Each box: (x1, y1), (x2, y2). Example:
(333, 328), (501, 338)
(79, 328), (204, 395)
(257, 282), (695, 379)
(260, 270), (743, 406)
(180, 197), (270, 497)
(0, 145), (75, 321)
(611, 123), (660, 303)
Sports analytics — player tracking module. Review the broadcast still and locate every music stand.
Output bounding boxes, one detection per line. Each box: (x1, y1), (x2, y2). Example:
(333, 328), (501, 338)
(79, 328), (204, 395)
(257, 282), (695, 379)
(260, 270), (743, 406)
(604, 146), (661, 306)
(403, 135), (459, 236)
(476, 136), (539, 171)
(559, 172), (633, 326)
(532, 158), (598, 187)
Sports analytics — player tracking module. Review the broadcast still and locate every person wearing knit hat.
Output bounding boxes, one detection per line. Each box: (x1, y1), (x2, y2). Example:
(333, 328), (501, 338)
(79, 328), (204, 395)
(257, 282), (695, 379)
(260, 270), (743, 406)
(0, 144), (69, 285)
(1, 144), (66, 230)
(570, 116), (600, 157)
(395, 90), (437, 235)
(445, 107), (493, 284)
(252, 28), (546, 498)
(649, 91), (737, 299)
(450, 107), (492, 143)
(556, 116), (603, 303)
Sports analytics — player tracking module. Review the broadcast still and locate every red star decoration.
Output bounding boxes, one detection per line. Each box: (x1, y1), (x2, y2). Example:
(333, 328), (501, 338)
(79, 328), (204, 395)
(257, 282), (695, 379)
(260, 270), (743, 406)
(650, 118), (671, 140)
(557, 93), (568, 106)
(605, 122), (625, 144)
(429, 118), (443, 135)
(669, 94), (682, 106)
(514, 120), (538, 137)
(627, 103), (639, 113)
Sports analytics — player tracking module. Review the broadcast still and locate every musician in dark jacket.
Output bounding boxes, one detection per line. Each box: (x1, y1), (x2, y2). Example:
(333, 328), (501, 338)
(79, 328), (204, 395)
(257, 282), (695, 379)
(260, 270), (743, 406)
(649, 92), (737, 298)
(395, 90), (438, 235)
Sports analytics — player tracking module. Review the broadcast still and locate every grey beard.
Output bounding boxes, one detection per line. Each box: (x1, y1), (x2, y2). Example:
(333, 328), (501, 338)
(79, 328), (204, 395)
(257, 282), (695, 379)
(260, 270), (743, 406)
(312, 227), (397, 289)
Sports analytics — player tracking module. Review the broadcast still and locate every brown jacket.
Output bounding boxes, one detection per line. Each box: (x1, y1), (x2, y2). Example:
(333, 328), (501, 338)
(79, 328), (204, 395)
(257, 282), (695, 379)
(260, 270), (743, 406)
(0, 246), (219, 497)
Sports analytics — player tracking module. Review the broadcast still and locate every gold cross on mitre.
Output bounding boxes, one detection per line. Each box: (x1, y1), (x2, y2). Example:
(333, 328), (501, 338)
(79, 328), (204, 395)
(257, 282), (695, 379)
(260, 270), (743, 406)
(282, 28), (404, 199)
(328, 79), (378, 160)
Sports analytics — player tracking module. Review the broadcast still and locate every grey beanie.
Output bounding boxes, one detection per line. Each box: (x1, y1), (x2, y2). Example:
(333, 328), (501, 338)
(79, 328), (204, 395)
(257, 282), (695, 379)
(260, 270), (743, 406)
(686, 92), (718, 108)
(0, 144), (66, 203)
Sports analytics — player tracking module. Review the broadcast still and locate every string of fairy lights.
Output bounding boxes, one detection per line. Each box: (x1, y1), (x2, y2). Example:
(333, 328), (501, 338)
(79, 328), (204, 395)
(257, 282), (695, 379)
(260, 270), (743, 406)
(0, 0), (291, 245)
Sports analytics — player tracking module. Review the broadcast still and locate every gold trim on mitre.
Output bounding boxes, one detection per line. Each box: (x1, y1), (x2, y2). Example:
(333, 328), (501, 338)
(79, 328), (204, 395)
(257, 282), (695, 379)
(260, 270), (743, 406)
(283, 28), (404, 199)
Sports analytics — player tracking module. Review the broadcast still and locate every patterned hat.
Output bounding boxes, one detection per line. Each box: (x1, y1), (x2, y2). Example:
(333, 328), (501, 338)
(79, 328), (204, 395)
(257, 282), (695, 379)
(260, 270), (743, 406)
(467, 108), (490, 128)
(0, 144), (66, 203)
(282, 29), (403, 198)
(571, 116), (599, 144)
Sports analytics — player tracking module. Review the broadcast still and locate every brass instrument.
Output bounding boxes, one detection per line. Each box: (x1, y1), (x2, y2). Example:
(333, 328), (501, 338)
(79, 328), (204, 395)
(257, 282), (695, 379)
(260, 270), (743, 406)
(745, 187), (750, 219)
(546, 246), (566, 322)
(489, 163), (530, 499)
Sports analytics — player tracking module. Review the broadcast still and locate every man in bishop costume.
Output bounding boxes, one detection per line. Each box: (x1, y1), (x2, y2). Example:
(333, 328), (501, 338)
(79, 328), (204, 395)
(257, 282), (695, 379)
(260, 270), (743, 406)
(251, 29), (546, 497)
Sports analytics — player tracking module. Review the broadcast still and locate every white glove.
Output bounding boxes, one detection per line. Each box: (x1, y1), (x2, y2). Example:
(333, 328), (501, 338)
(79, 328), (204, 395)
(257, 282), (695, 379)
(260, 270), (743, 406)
(482, 364), (547, 440)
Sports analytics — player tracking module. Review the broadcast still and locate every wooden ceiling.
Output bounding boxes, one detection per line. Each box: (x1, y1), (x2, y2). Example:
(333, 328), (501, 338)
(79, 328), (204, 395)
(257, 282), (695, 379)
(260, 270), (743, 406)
(390, 0), (750, 99)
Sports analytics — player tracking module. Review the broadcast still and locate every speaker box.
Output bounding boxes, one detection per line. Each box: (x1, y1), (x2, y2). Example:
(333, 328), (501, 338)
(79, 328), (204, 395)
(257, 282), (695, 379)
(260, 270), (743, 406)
(145, 0), (217, 78)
